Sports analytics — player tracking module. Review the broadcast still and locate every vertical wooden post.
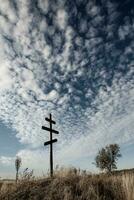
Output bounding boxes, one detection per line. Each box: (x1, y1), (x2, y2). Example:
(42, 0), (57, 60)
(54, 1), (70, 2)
(42, 113), (59, 177)
(50, 114), (53, 177)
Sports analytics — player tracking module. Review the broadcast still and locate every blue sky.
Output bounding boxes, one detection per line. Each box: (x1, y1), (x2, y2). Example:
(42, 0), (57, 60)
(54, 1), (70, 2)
(0, 0), (134, 178)
(0, 122), (22, 156)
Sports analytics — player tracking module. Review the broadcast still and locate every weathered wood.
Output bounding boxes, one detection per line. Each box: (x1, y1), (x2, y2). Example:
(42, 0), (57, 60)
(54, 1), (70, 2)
(42, 113), (59, 177)
(45, 117), (56, 124)
(42, 126), (59, 134)
(50, 114), (53, 178)
(44, 139), (58, 146)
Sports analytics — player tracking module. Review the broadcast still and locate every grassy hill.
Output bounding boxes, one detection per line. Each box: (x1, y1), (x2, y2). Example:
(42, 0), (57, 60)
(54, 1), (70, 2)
(0, 168), (134, 200)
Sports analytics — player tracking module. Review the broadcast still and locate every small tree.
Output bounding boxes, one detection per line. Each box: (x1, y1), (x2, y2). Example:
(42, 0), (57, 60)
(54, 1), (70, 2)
(15, 156), (22, 183)
(95, 144), (121, 173)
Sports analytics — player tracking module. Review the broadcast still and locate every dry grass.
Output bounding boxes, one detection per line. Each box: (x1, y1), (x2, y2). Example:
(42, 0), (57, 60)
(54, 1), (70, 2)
(121, 171), (134, 200)
(0, 168), (134, 200)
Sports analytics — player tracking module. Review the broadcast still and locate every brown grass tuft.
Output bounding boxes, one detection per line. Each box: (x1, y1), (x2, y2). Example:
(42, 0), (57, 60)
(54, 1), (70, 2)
(0, 168), (134, 200)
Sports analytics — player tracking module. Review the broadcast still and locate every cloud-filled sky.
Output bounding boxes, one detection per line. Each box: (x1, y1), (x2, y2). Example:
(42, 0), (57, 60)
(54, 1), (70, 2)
(0, 0), (134, 178)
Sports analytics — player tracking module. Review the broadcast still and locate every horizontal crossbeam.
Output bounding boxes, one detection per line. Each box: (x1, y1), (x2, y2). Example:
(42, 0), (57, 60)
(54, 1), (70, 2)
(42, 126), (59, 134)
(45, 117), (56, 124)
(44, 139), (58, 146)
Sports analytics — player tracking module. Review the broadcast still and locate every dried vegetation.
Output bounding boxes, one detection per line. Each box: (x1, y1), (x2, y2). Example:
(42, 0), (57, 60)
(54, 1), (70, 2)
(0, 168), (134, 200)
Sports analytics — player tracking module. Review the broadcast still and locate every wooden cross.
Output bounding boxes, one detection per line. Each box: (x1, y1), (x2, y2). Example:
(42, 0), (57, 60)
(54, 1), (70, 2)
(42, 113), (59, 177)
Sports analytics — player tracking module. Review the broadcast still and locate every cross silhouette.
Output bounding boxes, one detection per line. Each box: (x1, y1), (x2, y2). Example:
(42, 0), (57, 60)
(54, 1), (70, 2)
(42, 113), (59, 177)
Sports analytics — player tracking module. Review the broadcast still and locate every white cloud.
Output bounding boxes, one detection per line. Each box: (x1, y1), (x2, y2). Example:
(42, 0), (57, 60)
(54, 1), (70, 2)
(17, 149), (49, 172)
(42, 45), (51, 59)
(0, 61), (13, 90)
(0, 156), (15, 166)
(45, 90), (59, 101)
(38, 0), (49, 14)
(59, 26), (74, 72)
(0, 0), (17, 23)
(56, 9), (68, 30)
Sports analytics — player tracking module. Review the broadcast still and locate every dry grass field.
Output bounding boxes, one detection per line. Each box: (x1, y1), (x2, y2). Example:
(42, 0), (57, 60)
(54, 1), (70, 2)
(0, 168), (134, 200)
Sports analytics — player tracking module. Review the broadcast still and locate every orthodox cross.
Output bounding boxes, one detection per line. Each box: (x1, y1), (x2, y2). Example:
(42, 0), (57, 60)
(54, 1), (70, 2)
(42, 113), (59, 177)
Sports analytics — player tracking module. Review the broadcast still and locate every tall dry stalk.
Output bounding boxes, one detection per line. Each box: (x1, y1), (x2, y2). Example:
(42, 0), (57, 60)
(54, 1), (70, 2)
(121, 172), (134, 200)
(15, 156), (22, 183)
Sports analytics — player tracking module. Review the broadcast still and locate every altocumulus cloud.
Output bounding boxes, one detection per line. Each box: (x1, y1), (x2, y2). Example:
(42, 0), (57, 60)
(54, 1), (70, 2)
(0, 0), (134, 173)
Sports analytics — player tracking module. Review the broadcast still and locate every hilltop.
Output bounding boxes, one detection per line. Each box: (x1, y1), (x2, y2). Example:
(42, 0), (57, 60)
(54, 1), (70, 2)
(0, 168), (134, 200)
